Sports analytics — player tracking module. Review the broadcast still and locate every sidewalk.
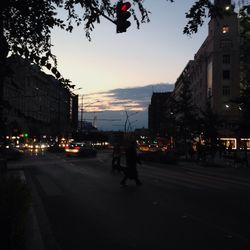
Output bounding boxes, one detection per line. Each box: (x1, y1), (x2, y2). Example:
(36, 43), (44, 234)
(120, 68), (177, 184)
(6, 161), (45, 250)
(177, 154), (250, 179)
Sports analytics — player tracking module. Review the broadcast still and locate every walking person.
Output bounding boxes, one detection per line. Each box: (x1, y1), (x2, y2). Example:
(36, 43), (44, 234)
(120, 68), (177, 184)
(120, 140), (142, 187)
(243, 142), (249, 168)
(227, 142), (233, 156)
(112, 144), (121, 172)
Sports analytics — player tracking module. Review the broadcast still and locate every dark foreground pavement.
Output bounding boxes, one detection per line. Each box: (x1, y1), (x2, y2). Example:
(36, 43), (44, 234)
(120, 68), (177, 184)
(6, 151), (250, 250)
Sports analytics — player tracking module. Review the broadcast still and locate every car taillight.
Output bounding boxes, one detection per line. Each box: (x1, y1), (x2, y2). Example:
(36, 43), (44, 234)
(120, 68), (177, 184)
(65, 145), (69, 149)
(75, 146), (80, 150)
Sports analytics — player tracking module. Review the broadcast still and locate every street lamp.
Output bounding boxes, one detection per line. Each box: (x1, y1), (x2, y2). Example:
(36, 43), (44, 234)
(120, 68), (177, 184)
(79, 98), (101, 131)
(128, 119), (138, 132)
(124, 110), (138, 133)
(71, 87), (82, 95)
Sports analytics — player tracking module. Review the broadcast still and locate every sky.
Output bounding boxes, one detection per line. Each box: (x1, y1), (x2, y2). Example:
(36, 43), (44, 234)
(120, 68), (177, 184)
(49, 0), (211, 130)
(51, 1), (209, 93)
(82, 83), (174, 130)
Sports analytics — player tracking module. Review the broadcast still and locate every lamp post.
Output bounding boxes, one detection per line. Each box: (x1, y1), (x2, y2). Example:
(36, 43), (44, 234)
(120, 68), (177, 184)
(78, 97), (101, 131)
(124, 110), (138, 133)
(128, 119), (138, 132)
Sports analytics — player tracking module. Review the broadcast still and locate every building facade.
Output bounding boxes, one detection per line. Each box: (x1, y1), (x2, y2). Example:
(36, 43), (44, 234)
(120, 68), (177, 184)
(148, 92), (172, 137)
(148, 0), (245, 143)
(2, 56), (78, 137)
(173, 0), (241, 137)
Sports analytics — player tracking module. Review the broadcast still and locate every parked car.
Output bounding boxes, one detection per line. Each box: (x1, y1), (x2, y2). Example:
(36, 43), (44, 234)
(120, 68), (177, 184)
(65, 142), (97, 157)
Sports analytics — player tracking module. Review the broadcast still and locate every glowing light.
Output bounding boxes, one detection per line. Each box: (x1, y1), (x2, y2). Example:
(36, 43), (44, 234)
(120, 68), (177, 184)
(121, 2), (131, 12)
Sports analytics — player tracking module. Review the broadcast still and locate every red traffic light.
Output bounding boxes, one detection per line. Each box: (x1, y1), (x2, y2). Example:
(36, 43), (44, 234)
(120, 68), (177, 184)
(116, 1), (131, 33)
(121, 2), (131, 12)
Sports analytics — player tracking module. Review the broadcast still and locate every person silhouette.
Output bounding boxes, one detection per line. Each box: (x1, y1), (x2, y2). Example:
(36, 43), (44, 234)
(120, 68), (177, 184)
(112, 144), (121, 172)
(120, 140), (142, 187)
(228, 142), (233, 155)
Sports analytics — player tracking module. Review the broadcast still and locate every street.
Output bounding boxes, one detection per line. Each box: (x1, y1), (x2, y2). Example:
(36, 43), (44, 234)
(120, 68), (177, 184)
(10, 150), (250, 250)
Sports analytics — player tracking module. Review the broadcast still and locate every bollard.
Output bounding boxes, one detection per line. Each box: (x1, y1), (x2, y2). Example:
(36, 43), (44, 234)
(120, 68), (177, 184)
(0, 158), (7, 175)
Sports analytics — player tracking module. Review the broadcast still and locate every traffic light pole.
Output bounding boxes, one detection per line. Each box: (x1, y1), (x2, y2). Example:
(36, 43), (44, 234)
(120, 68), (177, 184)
(93, 1), (131, 30)
(92, 7), (117, 25)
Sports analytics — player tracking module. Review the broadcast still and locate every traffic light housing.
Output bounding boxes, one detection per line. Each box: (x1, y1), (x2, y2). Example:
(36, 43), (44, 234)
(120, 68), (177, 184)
(116, 1), (131, 33)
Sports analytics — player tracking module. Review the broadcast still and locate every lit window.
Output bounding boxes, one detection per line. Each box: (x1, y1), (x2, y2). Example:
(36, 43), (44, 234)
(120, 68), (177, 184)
(222, 25), (230, 34)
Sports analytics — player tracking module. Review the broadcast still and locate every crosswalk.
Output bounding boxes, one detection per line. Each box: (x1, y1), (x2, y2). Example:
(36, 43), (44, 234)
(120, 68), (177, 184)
(141, 163), (250, 191)
(9, 151), (250, 192)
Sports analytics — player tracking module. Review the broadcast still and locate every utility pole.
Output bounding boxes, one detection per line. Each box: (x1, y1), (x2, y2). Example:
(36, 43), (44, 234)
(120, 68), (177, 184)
(80, 95), (84, 131)
(124, 110), (138, 133)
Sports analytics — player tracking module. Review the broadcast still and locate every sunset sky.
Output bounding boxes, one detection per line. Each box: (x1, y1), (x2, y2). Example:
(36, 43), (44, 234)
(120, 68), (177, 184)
(50, 0), (208, 95)
(49, 1), (210, 129)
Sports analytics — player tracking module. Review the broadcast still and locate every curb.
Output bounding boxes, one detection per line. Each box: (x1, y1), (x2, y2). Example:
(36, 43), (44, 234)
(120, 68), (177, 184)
(19, 171), (45, 250)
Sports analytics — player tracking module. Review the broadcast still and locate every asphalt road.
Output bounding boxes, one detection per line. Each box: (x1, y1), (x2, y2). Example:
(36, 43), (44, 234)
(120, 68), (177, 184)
(14, 150), (250, 250)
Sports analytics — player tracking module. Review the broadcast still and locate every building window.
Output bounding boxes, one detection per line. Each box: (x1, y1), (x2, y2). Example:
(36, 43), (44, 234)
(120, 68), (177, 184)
(220, 39), (232, 48)
(223, 70), (230, 80)
(222, 86), (230, 96)
(222, 25), (230, 34)
(222, 54), (230, 64)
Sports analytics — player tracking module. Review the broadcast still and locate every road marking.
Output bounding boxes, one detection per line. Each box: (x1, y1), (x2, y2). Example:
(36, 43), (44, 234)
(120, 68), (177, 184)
(19, 170), (27, 183)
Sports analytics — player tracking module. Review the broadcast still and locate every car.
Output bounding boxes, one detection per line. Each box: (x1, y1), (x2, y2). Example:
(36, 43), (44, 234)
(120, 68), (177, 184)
(65, 142), (97, 157)
(138, 144), (150, 152)
(27, 142), (49, 152)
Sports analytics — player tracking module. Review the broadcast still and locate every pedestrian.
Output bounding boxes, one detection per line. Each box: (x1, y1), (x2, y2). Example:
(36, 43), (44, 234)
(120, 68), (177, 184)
(120, 140), (142, 187)
(196, 142), (202, 162)
(188, 143), (195, 160)
(227, 142), (233, 156)
(218, 141), (226, 158)
(112, 144), (121, 172)
(243, 142), (249, 168)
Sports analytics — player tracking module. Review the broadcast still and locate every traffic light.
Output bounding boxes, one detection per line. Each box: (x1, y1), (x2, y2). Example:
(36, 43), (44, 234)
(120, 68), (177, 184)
(19, 133), (28, 138)
(116, 1), (131, 33)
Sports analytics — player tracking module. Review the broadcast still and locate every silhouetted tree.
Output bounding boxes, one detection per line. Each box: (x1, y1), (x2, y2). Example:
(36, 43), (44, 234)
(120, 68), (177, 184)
(0, 0), (235, 75)
(199, 100), (222, 147)
(174, 77), (198, 157)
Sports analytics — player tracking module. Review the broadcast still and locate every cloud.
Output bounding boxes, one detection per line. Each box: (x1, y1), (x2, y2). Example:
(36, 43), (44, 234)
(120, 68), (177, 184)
(81, 83), (174, 130)
(82, 83), (174, 112)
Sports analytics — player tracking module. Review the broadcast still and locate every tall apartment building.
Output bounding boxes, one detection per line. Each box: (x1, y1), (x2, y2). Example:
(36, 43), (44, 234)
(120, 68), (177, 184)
(148, 92), (172, 136)
(173, 0), (241, 137)
(2, 56), (78, 137)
